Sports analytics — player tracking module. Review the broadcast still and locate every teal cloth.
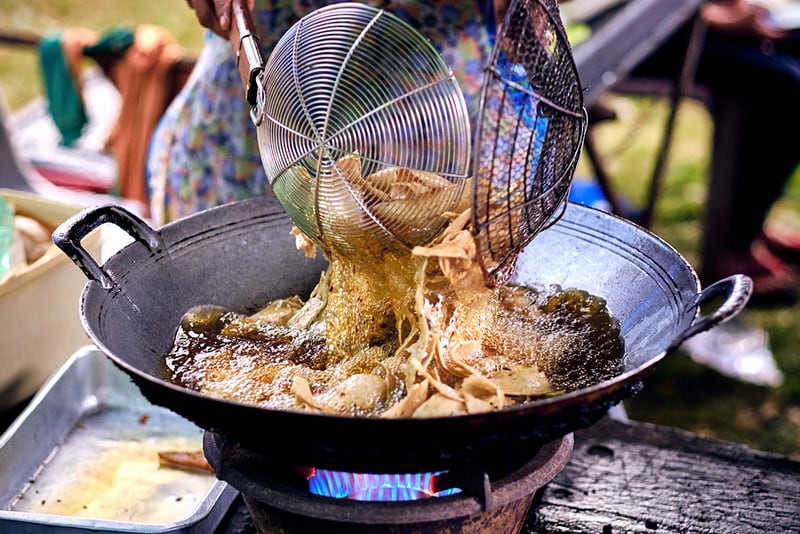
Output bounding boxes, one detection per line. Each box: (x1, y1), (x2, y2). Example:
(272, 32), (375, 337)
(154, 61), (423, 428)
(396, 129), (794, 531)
(38, 31), (86, 147)
(84, 26), (135, 59)
(0, 196), (14, 278)
(37, 26), (135, 147)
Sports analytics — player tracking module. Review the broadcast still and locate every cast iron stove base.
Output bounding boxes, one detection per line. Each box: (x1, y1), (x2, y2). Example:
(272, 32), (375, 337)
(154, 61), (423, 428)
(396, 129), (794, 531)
(204, 432), (573, 534)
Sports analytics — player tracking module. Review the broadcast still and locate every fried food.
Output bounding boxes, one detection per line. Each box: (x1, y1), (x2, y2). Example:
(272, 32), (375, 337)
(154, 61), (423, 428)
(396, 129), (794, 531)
(163, 155), (624, 417)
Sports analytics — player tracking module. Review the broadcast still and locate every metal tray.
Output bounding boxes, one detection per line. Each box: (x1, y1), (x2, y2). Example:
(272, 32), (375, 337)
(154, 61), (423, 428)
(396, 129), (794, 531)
(0, 346), (239, 533)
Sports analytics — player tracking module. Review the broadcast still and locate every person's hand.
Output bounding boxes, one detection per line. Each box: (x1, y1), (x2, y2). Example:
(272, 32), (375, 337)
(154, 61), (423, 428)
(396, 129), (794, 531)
(701, 0), (787, 40)
(494, 0), (509, 28)
(186, 0), (255, 38)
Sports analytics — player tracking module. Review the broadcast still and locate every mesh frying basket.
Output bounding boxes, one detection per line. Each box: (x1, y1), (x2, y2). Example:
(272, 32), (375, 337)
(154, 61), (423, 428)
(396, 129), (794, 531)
(472, 0), (586, 286)
(255, 3), (472, 259)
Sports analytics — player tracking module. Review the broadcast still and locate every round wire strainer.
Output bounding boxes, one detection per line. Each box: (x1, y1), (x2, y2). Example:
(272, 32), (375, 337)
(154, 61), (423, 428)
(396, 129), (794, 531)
(472, 0), (587, 286)
(255, 3), (472, 259)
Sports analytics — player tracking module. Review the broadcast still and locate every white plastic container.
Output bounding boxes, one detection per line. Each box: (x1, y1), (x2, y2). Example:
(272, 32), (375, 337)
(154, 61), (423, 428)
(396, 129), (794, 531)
(0, 189), (103, 411)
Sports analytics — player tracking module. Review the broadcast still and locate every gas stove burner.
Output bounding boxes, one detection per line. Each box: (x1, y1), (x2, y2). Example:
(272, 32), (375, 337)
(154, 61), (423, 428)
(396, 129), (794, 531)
(203, 431), (573, 534)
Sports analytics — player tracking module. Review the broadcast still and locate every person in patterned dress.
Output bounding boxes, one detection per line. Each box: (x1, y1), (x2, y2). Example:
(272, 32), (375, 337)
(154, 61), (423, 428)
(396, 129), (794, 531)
(146, 0), (517, 226)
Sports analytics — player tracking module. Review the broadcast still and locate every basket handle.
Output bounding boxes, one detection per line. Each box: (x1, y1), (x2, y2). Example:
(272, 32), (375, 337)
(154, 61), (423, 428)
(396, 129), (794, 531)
(229, 0), (265, 106)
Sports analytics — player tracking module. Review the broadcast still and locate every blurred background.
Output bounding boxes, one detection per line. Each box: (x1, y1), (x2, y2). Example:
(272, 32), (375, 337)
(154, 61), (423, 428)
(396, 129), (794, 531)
(1, 0), (798, 458)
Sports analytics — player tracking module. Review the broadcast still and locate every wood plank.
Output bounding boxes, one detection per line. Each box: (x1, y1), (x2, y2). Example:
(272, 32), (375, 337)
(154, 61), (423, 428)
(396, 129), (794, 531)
(524, 416), (800, 533)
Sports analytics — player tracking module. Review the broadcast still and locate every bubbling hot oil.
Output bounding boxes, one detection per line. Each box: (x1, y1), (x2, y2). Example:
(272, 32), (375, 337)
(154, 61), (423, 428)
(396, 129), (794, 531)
(163, 192), (624, 417)
(484, 285), (625, 392)
(163, 279), (624, 417)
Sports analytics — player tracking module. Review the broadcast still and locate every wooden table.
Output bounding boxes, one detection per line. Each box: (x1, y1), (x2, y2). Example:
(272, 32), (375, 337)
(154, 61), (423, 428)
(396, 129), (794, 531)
(523, 416), (800, 533)
(572, 0), (704, 109)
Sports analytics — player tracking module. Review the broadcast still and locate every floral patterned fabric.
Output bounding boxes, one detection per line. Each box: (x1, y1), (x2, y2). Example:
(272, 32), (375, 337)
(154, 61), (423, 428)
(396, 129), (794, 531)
(146, 0), (497, 226)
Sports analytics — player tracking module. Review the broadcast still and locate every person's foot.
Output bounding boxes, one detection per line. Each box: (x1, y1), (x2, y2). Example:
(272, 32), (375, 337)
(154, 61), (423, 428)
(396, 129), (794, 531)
(710, 241), (799, 305)
(760, 227), (800, 266)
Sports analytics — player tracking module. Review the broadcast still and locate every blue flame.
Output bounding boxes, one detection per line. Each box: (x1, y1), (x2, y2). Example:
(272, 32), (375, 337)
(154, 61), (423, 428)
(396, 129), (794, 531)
(307, 469), (462, 501)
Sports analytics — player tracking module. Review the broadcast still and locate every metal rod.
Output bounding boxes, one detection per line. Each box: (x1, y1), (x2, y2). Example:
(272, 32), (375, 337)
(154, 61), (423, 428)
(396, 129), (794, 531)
(639, 13), (708, 229)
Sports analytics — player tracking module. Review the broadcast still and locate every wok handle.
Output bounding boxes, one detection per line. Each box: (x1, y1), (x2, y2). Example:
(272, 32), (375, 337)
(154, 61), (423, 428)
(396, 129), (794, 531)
(229, 0), (265, 107)
(669, 274), (754, 351)
(52, 204), (164, 290)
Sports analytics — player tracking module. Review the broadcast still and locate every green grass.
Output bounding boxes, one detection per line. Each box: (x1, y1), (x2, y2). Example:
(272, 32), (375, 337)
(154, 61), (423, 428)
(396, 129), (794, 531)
(2, 2), (799, 459)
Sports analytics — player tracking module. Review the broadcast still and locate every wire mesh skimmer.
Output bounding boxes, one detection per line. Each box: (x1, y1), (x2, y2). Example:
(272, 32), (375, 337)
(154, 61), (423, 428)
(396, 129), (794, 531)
(255, 3), (472, 259)
(251, 0), (585, 277)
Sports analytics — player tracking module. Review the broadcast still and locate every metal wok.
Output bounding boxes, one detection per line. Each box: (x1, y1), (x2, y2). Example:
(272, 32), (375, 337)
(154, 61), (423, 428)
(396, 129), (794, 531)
(52, 197), (751, 473)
